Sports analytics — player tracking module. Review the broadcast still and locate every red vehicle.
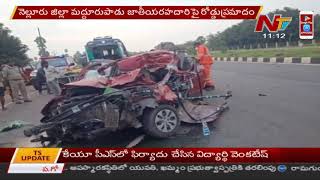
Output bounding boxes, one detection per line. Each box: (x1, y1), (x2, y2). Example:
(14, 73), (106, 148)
(77, 60), (116, 81)
(78, 50), (207, 94)
(24, 50), (231, 145)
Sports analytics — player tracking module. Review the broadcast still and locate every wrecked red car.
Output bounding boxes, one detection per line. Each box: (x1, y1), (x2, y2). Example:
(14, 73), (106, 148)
(24, 50), (231, 145)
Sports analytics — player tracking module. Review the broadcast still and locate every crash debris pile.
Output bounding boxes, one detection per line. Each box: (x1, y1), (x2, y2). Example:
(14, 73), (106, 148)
(24, 50), (231, 145)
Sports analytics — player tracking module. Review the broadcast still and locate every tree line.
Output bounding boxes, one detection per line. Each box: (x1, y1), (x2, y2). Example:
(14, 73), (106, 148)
(0, 23), (52, 67)
(206, 7), (319, 51)
(1, 7), (319, 67)
(0, 23), (30, 66)
(156, 7), (319, 53)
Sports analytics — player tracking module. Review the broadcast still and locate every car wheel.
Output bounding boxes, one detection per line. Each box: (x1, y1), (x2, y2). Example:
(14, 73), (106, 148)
(143, 105), (180, 138)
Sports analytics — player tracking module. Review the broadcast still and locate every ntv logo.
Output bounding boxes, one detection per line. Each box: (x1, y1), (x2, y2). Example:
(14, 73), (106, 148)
(255, 14), (292, 32)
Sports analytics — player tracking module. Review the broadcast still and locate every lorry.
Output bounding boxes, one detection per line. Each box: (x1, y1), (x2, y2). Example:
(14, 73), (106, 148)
(85, 36), (129, 62)
(30, 55), (79, 90)
(77, 36), (129, 80)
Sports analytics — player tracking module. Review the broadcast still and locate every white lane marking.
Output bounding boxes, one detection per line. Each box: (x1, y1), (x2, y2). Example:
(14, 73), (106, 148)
(217, 61), (320, 66)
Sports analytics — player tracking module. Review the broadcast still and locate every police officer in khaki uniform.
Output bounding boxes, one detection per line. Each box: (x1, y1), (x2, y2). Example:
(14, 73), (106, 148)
(2, 63), (32, 104)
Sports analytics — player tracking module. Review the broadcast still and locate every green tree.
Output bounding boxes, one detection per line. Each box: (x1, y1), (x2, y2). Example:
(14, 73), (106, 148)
(34, 29), (49, 57)
(314, 14), (320, 40)
(206, 7), (319, 50)
(154, 42), (176, 51)
(176, 40), (197, 55)
(206, 32), (227, 51)
(0, 23), (30, 66)
(196, 36), (206, 44)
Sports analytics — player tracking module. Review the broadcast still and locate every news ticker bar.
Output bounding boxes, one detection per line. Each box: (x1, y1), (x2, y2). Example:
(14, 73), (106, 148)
(1, 148), (320, 174)
(8, 164), (64, 174)
(3, 164), (320, 174)
(1, 148), (320, 163)
(11, 6), (262, 19)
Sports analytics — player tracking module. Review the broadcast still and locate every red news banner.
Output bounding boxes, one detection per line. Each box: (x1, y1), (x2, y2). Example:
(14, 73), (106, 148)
(11, 6), (262, 19)
(1, 148), (320, 163)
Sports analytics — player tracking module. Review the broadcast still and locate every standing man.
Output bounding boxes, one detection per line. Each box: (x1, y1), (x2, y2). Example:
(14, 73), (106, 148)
(0, 67), (6, 110)
(2, 63), (32, 104)
(35, 62), (47, 95)
(194, 41), (215, 89)
(42, 61), (61, 96)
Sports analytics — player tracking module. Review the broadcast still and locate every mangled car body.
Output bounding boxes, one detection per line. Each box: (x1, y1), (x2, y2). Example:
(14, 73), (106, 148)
(24, 50), (231, 144)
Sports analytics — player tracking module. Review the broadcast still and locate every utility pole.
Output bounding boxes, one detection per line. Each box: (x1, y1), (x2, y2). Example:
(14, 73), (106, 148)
(37, 27), (43, 45)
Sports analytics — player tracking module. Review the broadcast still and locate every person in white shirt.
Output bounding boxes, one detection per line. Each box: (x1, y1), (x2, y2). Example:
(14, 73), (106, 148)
(41, 61), (61, 96)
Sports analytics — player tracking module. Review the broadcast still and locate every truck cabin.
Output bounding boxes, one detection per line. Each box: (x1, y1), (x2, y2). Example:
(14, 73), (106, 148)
(85, 36), (128, 61)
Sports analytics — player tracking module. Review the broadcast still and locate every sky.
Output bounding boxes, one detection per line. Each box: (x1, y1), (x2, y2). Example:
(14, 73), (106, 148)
(0, 0), (319, 58)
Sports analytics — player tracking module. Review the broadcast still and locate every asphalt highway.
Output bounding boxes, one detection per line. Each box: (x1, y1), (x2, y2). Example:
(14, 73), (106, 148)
(0, 62), (319, 147)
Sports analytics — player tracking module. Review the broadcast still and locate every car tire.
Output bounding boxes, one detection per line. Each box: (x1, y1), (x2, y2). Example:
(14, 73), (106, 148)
(142, 105), (180, 138)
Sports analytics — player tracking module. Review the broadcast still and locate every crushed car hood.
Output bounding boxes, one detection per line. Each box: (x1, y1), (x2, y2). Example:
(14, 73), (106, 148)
(117, 50), (176, 72)
(65, 50), (177, 89)
(65, 68), (155, 89)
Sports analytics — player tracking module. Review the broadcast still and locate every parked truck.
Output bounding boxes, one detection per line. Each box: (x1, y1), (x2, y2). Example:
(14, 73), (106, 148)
(30, 55), (80, 90)
(85, 36), (129, 62)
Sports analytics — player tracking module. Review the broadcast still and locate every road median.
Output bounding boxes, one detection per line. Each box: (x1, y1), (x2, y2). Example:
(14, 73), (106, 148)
(216, 57), (320, 64)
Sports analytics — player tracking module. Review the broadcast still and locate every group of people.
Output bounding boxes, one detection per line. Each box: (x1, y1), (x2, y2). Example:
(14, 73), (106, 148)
(0, 60), (61, 111)
(0, 42), (213, 111)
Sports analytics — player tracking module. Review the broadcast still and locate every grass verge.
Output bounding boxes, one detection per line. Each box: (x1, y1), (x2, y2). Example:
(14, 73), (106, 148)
(212, 46), (320, 58)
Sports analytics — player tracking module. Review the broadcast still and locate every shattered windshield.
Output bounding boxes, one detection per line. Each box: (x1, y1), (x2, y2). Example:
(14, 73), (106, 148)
(84, 70), (101, 79)
(92, 45), (125, 60)
(46, 58), (68, 67)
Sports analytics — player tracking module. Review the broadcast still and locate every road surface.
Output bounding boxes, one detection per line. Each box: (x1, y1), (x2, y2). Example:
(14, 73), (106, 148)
(0, 62), (320, 147)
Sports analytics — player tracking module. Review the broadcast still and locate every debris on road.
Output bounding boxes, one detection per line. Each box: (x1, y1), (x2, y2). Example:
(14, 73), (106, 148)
(126, 134), (146, 148)
(0, 120), (27, 133)
(258, 93), (267, 96)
